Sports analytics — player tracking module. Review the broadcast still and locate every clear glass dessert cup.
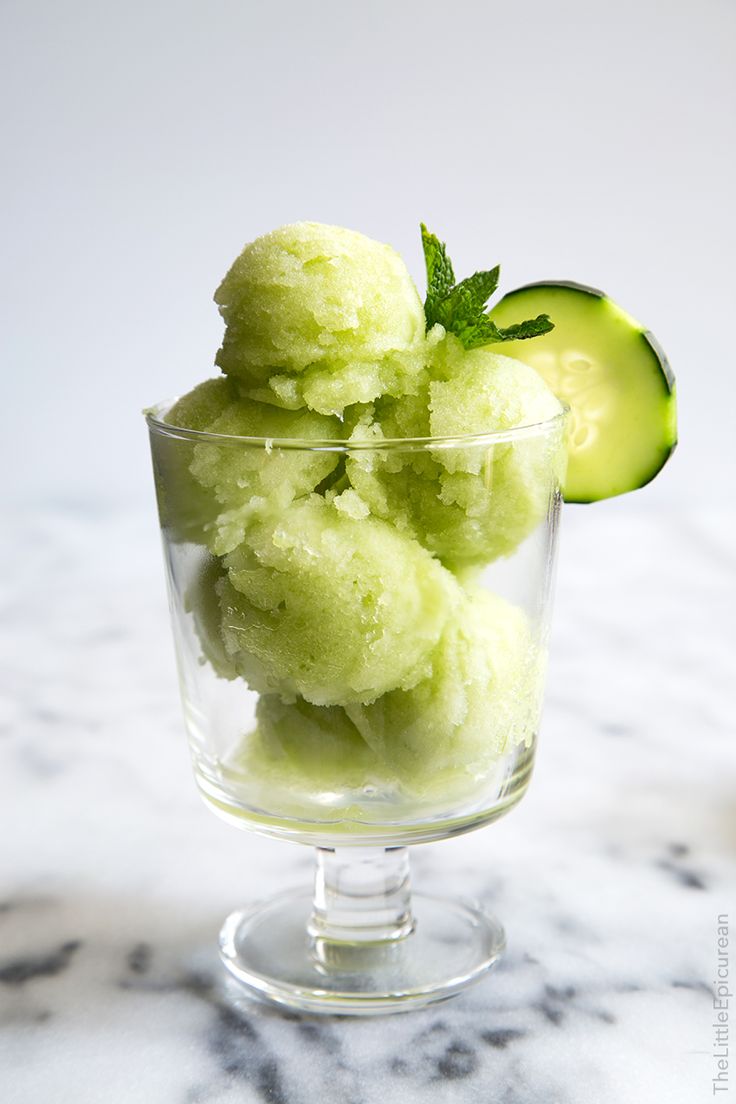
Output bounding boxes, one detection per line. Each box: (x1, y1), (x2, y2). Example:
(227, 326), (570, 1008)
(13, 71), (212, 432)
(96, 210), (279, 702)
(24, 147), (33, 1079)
(146, 401), (567, 1015)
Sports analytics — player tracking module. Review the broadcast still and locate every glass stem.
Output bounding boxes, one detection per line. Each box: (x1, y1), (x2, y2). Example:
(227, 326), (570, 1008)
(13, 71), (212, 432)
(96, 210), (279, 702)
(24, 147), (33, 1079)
(309, 846), (415, 945)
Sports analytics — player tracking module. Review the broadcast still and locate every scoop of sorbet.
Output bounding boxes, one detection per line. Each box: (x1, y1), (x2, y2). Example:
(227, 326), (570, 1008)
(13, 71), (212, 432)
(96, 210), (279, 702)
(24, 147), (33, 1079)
(214, 222), (426, 415)
(216, 495), (459, 706)
(161, 378), (341, 551)
(345, 588), (541, 782)
(346, 336), (564, 567)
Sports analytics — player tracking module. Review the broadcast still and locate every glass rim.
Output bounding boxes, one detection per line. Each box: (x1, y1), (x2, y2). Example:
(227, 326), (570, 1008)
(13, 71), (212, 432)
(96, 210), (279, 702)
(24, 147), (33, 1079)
(145, 398), (569, 453)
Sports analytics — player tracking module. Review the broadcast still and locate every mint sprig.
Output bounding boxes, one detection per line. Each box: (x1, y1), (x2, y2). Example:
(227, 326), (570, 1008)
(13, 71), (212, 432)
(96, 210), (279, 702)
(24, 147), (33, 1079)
(420, 222), (455, 309)
(420, 224), (553, 349)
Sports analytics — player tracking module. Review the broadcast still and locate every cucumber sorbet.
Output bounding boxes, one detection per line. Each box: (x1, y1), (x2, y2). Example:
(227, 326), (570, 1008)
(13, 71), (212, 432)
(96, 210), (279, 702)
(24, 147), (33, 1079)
(162, 222), (563, 796)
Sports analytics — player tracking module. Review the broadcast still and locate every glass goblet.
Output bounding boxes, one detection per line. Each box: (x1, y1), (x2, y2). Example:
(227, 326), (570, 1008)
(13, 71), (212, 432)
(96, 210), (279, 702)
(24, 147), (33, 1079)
(146, 403), (566, 1014)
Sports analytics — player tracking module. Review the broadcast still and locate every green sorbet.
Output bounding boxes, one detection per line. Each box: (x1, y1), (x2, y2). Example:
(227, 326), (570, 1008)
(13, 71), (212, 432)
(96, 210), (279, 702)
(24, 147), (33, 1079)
(214, 222), (427, 415)
(160, 378), (341, 552)
(228, 588), (541, 796)
(346, 335), (564, 567)
(217, 495), (459, 706)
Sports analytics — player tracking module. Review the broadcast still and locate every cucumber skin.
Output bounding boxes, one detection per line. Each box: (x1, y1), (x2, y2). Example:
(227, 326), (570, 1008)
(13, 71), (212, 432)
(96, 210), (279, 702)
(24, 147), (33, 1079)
(490, 281), (677, 503)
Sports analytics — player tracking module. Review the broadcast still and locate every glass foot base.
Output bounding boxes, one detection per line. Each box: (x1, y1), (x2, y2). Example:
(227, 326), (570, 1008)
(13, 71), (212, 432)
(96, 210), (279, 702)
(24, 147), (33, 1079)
(219, 889), (505, 1016)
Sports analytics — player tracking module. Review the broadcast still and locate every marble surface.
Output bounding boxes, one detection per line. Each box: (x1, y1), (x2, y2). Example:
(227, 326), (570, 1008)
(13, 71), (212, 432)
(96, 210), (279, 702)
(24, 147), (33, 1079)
(1, 504), (733, 1103)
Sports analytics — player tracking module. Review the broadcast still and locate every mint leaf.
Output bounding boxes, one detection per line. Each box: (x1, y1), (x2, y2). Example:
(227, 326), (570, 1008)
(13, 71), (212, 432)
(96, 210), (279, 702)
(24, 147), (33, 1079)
(492, 314), (554, 341)
(456, 313), (554, 350)
(419, 223), (554, 349)
(421, 223), (455, 323)
(433, 266), (500, 329)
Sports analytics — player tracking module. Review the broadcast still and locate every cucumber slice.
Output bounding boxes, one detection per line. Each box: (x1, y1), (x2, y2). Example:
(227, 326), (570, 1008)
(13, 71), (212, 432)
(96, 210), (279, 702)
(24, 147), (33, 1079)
(488, 281), (677, 503)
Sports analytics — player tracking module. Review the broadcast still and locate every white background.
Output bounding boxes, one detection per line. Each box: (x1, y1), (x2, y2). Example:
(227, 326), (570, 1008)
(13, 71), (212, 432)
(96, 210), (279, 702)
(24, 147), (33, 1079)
(1, 0), (734, 510)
